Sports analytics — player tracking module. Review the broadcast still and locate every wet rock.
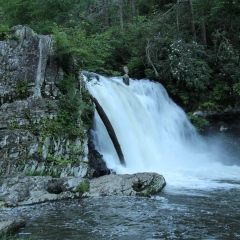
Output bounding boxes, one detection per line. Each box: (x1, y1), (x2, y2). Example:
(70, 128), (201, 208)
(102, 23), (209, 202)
(81, 70), (99, 81)
(0, 217), (25, 235)
(0, 174), (86, 206)
(0, 173), (165, 206)
(85, 172), (166, 197)
(193, 106), (240, 134)
(88, 130), (111, 177)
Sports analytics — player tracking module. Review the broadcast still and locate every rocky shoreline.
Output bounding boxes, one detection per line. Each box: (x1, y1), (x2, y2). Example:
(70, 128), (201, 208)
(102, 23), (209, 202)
(0, 172), (166, 235)
(0, 218), (26, 237)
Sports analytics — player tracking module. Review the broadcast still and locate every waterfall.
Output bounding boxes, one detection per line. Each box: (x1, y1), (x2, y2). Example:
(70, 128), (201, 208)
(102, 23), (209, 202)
(86, 75), (240, 191)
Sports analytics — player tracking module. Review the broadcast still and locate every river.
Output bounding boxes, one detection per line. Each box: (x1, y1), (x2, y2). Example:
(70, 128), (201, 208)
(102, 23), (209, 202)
(3, 181), (240, 239)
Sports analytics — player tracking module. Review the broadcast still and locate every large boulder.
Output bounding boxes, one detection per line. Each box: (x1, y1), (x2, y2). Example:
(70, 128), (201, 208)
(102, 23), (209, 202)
(0, 218), (25, 236)
(85, 172), (166, 197)
(0, 173), (88, 206)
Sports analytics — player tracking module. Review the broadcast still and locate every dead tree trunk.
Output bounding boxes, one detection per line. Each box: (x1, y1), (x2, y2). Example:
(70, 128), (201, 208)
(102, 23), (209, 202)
(200, 9), (207, 48)
(131, 0), (136, 20)
(119, 0), (124, 30)
(189, 0), (196, 40)
(90, 95), (126, 166)
(102, 0), (109, 28)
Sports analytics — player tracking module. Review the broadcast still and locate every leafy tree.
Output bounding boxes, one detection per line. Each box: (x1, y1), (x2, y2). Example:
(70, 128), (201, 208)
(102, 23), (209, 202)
(0, 0), (240, 114)
(52, 23), (116, 75)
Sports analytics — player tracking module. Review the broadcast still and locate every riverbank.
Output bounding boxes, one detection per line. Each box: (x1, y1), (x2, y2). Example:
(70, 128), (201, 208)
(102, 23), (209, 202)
(0, 172), (166, 235)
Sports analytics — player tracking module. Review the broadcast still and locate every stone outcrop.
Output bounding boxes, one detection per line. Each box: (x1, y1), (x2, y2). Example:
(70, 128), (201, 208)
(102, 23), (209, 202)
(0, 25), (93, 177)
(85, 172), (166, 197)
(193, 106), (240, 134)
(0, 173), (166, 206)
(0, 173), (89, 206)
(0, 218), (25, 236)
(88, 131), (111, 177)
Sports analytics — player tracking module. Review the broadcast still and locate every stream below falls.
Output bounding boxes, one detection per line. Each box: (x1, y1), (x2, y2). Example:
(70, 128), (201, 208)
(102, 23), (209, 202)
(2, 180), (240, 239)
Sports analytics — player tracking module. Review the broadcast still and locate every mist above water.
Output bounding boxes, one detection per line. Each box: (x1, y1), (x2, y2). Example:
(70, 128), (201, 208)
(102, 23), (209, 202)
(86, 76), (240, 192)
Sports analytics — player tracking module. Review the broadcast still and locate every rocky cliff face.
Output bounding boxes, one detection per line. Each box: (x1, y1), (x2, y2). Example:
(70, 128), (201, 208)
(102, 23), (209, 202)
(0, 26), (92, 177)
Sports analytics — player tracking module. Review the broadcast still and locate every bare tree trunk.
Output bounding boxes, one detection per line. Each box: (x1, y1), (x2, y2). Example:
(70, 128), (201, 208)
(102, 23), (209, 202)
(189, 0), (196, 40)
(176, 0), (180, 33)
(131, 0), (136, 20)
(90, 95), (126, 166)
(103, 0), (109, 28)
(119, 0), (124, 30)
(200, 9), (207, 47)
(146, 39), (159, 78)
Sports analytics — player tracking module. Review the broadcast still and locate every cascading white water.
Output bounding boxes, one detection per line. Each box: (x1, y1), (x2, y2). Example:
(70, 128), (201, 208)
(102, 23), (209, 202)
(86, 75), (240, 192)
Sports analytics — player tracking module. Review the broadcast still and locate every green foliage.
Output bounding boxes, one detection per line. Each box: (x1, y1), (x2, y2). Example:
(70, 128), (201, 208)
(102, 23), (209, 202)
(24, 167), (46, 177)
(0, 0), (95, 34)
(199, 101), (220, 111)
(1, 0), (240, 113)
(24, 166), (61, 178)
(23, 108), (32, 122)
(166, 40), (211, 104)
(0, 24), (10, 40)
(10, 118), (20, 130)
(187, 112), (209, 132)
(46, 153), (79, 166)
(56, 74), (93, 137)
(75, 182), (89, 195)
(52, 24), (114, 75)
(207, 31), (240, 108)
(22, 75), (93, 139)
(13, 79), (29, 99)
(233, 83), (240, 96)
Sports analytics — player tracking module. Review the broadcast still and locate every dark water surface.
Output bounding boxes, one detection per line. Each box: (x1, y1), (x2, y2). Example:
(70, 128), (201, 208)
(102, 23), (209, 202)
(2, 184), (240, 240)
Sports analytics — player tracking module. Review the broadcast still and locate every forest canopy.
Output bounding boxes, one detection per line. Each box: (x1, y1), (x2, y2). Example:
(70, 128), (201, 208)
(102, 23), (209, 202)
(0, 0), (240, 119)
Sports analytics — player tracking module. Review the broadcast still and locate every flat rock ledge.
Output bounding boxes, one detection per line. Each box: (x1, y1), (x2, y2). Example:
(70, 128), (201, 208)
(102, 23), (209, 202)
(0, 172), (166, 207)
(0, 218), (25, 236)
